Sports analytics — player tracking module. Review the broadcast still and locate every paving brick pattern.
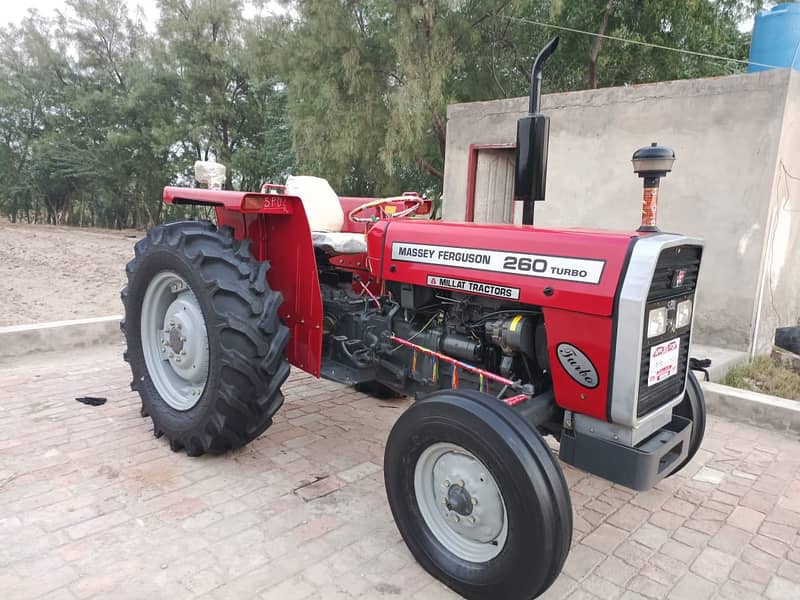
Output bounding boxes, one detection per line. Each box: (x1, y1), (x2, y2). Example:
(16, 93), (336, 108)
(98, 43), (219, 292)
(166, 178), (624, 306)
(1, 344), (799, 600)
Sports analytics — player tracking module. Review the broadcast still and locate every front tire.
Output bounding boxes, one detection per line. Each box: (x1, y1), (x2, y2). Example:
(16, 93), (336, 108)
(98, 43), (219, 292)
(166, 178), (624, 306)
(669, 370), (706, 475)
(384, 390), (572, 600)
(121, 220), (290, 456)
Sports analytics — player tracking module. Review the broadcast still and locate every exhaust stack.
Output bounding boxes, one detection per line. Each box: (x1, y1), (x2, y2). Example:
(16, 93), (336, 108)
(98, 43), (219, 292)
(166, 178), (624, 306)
(514, 36), (559, 226)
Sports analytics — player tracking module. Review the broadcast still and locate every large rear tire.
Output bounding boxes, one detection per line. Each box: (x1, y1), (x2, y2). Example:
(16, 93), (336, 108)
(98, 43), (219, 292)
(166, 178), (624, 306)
(121, 220), (290, 456)
(384, 390), (572, 600)
(669, 370), (706, 475)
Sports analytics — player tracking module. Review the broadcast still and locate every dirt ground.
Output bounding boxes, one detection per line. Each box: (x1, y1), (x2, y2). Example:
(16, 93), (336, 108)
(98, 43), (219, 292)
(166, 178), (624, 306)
(0, 219), (142, 326)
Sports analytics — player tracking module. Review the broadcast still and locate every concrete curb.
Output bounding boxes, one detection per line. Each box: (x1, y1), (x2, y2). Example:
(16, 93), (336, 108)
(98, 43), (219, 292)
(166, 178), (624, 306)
(0, 316), (123, 359)
(701, 380), (800, 436)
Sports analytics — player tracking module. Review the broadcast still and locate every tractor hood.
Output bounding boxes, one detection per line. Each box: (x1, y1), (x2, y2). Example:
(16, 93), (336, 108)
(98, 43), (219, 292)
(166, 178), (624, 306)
(367, 220), (638, 316)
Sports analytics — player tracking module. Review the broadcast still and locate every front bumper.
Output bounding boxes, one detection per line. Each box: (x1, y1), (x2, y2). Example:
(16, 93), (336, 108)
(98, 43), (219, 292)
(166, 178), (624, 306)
(559, 414), (691, 491)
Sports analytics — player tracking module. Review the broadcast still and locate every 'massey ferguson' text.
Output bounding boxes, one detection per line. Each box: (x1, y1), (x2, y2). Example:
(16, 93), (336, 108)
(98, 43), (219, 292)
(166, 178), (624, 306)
(391, 242), (605, 285)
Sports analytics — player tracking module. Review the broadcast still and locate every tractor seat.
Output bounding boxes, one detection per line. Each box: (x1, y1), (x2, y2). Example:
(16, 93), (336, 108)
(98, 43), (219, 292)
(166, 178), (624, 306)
(286, 175), (367, 255)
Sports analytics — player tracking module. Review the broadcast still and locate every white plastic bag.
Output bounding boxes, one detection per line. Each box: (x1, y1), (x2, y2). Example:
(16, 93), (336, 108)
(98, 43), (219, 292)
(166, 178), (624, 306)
(194, 161), (226, 190)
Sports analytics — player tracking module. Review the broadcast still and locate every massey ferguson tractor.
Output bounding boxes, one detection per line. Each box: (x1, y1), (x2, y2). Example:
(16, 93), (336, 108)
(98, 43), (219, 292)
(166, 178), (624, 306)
(121, 38), (706, 599)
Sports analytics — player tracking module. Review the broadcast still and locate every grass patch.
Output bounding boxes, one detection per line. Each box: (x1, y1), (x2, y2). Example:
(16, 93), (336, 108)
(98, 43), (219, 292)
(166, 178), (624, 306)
(724, 356), (800, 401)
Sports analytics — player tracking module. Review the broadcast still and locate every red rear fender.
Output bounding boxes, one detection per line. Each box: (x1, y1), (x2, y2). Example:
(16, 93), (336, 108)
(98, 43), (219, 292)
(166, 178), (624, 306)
(215, 202), (323, 377)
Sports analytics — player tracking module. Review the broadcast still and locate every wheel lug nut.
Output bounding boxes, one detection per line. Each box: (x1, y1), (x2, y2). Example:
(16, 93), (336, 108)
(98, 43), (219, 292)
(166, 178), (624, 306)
(443, 480), (450, 488)
(472, 497), (478, 505)
(469, 516), (476, 524)
(459, 481), (464, 487)
(452, 514), (460, 523)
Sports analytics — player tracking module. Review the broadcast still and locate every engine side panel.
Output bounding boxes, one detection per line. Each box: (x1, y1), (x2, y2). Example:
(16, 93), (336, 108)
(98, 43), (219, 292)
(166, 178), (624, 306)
(368, 220), (635, 316)
(542, 307), (613, 421)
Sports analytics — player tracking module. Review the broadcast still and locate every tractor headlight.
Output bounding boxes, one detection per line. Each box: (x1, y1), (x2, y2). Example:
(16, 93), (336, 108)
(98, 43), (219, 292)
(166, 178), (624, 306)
(647, 307), (667, 338)
(676, 299), (692, 329)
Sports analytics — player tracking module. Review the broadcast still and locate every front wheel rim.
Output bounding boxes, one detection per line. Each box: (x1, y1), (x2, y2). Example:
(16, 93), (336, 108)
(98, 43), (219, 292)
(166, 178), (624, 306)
(140, 271), (209, 411)
(414, 442), (508, 562)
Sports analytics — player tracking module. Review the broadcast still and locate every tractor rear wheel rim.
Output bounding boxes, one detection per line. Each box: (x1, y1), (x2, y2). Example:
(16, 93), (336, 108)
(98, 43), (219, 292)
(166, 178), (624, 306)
(141, 271), (209, 411)
(414, 442), (508, 562)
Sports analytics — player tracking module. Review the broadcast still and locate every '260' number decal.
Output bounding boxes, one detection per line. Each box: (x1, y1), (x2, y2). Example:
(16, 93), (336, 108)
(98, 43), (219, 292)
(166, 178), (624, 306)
(503, 256), (548, 273)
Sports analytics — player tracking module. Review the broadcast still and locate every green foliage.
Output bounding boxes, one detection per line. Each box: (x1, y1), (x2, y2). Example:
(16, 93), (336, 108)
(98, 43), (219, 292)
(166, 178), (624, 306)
(0, 0), (293, 228)
(725, 356), (800, 401)
(0, 0), (764, 226)
(279, 0), (760, 198)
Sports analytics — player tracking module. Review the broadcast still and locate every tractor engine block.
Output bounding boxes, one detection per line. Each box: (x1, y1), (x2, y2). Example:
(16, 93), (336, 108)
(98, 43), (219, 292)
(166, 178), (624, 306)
(318, 259), (551, 401)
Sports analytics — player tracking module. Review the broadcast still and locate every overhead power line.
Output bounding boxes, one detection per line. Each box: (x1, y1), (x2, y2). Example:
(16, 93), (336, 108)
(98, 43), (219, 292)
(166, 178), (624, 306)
(501, 15), (781, 70)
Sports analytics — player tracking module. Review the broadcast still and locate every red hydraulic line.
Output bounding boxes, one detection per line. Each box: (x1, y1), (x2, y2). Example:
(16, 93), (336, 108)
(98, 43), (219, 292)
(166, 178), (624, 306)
(503, 394), (529, 407)
(389, 335), (516, 387)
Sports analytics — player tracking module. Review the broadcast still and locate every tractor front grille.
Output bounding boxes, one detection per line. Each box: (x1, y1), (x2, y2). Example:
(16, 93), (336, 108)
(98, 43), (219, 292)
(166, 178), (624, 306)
(636, 245), (702, 418)
(646, 246), (701, 302)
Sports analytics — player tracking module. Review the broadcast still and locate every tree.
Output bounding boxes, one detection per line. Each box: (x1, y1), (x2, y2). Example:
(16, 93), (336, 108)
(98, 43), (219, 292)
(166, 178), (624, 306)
(154, 0), (294, 191)
(0, 0), (295, 227)
(0, 0), (766, 227)
(553, 0), (764, 91)
(0, 13), (75, 223)
(278, 0), (763, 198)
(275, 1), (399, 195)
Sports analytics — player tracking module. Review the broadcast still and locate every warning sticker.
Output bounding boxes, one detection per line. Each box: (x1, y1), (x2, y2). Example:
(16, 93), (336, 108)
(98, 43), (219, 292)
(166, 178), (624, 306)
(426, 275), (520, 299)
(648, 337), (680, 386)
(392, 242), (605, 284)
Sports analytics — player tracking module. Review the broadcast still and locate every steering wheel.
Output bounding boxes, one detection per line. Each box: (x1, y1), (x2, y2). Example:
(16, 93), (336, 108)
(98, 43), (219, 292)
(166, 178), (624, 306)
(348, 195), (424, 224)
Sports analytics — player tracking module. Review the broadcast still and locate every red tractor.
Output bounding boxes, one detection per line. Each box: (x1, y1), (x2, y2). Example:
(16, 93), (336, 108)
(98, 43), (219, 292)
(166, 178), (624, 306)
(122, 38), (705, 600)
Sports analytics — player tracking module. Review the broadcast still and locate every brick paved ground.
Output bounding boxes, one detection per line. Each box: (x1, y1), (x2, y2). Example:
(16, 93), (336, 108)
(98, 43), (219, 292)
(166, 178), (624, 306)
(1, 344), (799, 600)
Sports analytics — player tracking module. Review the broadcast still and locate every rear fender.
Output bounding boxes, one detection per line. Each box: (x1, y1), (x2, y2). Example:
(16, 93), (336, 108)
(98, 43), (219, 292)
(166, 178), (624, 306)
(163, 186), (293, 213)
(214, 199), (322, 377)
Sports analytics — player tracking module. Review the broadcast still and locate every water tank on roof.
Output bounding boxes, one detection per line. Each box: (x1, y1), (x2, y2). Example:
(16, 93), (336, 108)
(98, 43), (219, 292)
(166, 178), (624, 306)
(748, 3), (800, 72)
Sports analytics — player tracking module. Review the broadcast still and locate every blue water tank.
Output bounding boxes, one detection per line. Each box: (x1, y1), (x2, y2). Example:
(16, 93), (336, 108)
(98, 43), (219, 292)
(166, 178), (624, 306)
(748, 2), (800, 72)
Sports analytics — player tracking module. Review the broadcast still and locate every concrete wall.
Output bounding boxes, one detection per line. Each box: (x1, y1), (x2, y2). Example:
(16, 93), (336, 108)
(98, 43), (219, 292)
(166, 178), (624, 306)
(756, 71), (800, 354)
(442, 69), (800, 354)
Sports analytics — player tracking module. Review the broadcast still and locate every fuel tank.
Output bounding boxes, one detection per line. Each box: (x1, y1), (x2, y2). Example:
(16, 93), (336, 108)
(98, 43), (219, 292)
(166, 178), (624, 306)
(367, 220), (636, 316)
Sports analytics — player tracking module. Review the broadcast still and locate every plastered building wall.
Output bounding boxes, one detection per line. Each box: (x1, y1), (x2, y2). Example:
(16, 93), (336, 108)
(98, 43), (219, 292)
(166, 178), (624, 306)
(442, 69), (800, 354)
